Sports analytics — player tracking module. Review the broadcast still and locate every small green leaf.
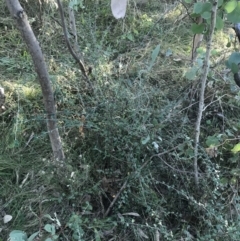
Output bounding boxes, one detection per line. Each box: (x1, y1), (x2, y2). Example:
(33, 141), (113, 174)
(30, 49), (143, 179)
(151, 44), (160, 63)
(127, 33), (134, 41)
(194, 2), (203, 14)
(44, 224), (55, 234)
(141, 135), (150, 145)
(202, 2), (212, 13)
(184, 0), (192, 3)
(44, 224), (52, 233)
(206, 135), (220, 146)
(9, 230), (27, 241)
(44, 214), (52, 220)
(226, 52), (240, 73)
(220, 177), (228, 184)
(165, 49), (172, 57)
(218, 0), (224, 7)
(94, 229), (101, 241)
(194, 2), (212, 14)
(228, 52), (240, 65)
(224, 0), (237, 13)
(231, 143), (240, 154)
(191, 13), (201, 18)
(206, 120), (211, 125)
(215, 15), (224, 30)
(185, 66), (198, 80)
(45, 238), (53, 241)
(28, 231), (39, 241)
(225, 129), (234, 137)
(52, 235), (59, 240)
(201, 11), (211, 19)
(191, 23), (205, 34)
(82, 201), (93, 211)
(148, 44), (160, 71)
(196, 47), (205, 55)
(229, 155), (239, 163)
(231, 168), (240, 176)
(227, 2), (240, 23)
(231, 63), (239, 73)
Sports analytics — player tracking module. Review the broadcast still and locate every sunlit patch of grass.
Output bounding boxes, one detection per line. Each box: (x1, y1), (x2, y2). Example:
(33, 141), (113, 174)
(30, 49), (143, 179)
(164, 3), (185, 21)
(21, 86), (40, 100)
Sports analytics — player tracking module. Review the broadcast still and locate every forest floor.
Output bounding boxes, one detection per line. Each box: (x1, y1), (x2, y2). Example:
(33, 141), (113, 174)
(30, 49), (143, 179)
(1, 1), (240, 240)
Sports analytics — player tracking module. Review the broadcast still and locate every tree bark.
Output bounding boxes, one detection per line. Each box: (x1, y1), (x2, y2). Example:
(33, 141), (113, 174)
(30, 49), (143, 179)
(6, 0), (65, 160)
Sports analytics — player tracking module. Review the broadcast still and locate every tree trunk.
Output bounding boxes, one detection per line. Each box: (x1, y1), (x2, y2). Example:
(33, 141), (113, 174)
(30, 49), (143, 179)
(6, 0), (65, 160)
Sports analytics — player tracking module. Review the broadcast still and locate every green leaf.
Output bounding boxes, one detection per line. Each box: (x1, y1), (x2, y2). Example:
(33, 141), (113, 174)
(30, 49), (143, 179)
(206, 136), (220, 146)
(185, 66), (198, 80)
(220, 177), (228, 185)
(231, 143), (240, 154)
(229, 155), (239, 163)
(201, 11), (211, 19)
(44, 214), (52, 220)
(52, 235), (59, 240)
(45, 238), (53, 241)
(191, 23), (205, 34)
(165, 49), (172, 57)
(194, 2), (203, 14)
(151, 44), (160, 64)
(126, 33), (134, 41)
(227, 2), (240, 23)
(44, 224), (55, 235)
(141, 135), (150, 145)
(228, 52), (240, 66)
(196, 47), (205, 55)
(9, 230), (27, 241)
(28, 231), (39, 241)
(184, 0), (192, 3)
(226, 52), (240, 73)
(148, 44), (160, 71)
(94, 229), (101, 241)
(211, 49), (218, 56)
(203, 2), (212, 12)
(224, 0), (237, 13)
(215, 15), (224, 30)
(194, 2), (212, 14)
(218, 0), (224, 7)
(191, 13), (201, 18)
(44, 224), (52, 233)
(231, 63), (239, 73)
(231, 168), (240, 175)
(82, 201), (93, 211)
(202, 2), (212, 12)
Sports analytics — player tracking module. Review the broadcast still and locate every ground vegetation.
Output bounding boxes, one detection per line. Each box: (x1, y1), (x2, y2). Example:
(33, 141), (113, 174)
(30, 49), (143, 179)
(1, 0), (240, 240)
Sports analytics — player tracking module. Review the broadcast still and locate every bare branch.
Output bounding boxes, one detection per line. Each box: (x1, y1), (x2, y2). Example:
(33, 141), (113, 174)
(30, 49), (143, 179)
(56, 0), (88, 78)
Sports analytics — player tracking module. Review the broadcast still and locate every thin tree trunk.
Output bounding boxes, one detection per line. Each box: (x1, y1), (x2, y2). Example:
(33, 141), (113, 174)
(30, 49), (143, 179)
(194, 0), (218, 186)
(6, 0), (65, 160)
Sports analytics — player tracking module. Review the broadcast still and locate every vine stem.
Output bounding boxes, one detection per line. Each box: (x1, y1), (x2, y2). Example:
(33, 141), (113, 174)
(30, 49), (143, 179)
(194, 0), (218, 187)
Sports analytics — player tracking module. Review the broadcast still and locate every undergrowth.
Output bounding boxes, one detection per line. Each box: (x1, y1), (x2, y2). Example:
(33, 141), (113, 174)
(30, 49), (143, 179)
(1, 0), (240, 240)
